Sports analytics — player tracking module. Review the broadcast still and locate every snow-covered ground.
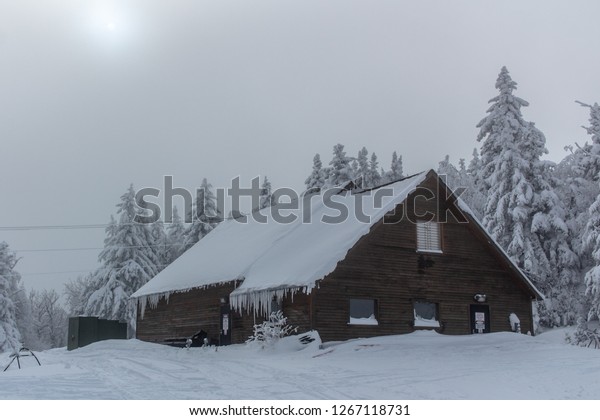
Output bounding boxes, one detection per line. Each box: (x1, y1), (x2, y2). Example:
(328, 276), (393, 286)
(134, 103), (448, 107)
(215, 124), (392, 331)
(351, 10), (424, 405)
(1, 330), (599, 399)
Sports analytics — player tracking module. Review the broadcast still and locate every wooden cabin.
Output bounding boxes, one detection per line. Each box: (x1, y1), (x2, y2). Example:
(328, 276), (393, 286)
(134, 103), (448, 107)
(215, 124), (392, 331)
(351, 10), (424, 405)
(132, 170), (542, 345)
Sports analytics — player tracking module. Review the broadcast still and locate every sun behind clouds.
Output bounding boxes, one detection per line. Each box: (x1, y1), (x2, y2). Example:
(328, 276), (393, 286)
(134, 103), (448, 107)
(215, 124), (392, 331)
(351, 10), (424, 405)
(85, 3), (137, 47)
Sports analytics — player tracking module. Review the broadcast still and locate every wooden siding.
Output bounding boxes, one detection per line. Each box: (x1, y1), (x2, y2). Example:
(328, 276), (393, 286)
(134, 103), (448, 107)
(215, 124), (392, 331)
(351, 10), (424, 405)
(136, 282), (237, 344)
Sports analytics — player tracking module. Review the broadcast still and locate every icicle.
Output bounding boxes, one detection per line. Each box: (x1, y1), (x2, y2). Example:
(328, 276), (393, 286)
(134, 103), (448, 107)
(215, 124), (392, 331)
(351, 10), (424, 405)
(139, 297), (147, 319)
(135, 281), (236, 319)
(230, 285), (315, 316)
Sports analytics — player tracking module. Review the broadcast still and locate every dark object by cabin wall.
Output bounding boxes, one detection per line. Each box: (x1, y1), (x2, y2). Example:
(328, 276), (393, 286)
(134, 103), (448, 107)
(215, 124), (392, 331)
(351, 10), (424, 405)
(311, 176), (535, 342)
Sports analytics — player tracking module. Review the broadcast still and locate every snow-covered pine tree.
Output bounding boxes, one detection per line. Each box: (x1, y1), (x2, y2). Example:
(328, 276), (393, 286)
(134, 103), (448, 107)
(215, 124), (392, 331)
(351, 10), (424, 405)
(356, 147), (370, 188)
(12, 281), (36, 350)
(350, 159), (359, 181)
(166, 206), (186, 262)
(326, 144), (354, 187)
(386, 151), (404, 182)
(456, 148), (486, 219)
(477, 67), (578, 327)
(259, 176), (275, 209)
(581, 102), (600, 322)
(150, 219), (169, 271)
(436, 153), (485, 219)
(182, 178), (219, 252)
(437, 155), (462, 189)
(0, 242), (22, 353)
(477, 67), (542, 266)
(368, 152), (382, 187)
(555, 102), (600, 280)
(83, 185), (162, 329)
(458, 158), (466, 174)
(305, 153), (326, 193)
(574, 101), (600, 181)
(468, 148), (481, 177)
(531, 160), (581, 326)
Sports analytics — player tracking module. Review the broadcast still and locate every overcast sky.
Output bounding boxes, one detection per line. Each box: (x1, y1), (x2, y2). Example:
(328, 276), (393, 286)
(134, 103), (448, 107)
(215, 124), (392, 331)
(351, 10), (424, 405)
(1, 0), (599, 293)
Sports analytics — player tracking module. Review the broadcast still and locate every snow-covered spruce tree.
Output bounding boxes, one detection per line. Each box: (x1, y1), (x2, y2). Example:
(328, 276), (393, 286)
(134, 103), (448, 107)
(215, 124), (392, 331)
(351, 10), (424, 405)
(326, 143), (354, 187)
(0, 248), (37, 350)
(555, 102), (600, 293)
(458, 158), (466, 174)
(581, 102), (600, 322)
(468, 148), (481, 177)
(147, 220), (167, 271)
(553, 102), (600, 328)
(350, 159), (359, 180)
(531, 161), (581, 326)
(385, 151), (404, 183)
(0, 242), (22, 353)
(259, 176), (275, 210)
(12, 281), (37, 350)
(356, 147), (370, 188)
(555, 152), (599, 264)
(305, 153), (326, 193)
(64, 274), (93, 317)
(477, 67), (578, 327)
(438, 154), (485, 220)
(182, 178), (219, 252)
(166, 206), (186, 262)
(437, 155), (462, 189)
(83, 185), (162, 329)
(368, 152), (382, 187)
(462, 148), (486, 219)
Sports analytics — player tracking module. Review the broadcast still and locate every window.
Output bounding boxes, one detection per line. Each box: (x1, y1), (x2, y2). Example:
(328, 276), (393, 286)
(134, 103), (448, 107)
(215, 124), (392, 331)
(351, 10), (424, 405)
(416, 221), (442, 253)
(349, 299), (378, 325)
(413, 301), (440, 328)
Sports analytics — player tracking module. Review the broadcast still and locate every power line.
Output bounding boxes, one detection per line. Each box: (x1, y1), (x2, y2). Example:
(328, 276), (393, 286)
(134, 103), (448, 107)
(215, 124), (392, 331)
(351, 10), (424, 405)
(21, 263), (173, 276)
(13, 244), (186, 253)
(20, 269), (94, 276)
(15, 247), (103, 253)
(0, 224), (110, 231)
(0, 222), (188, 231)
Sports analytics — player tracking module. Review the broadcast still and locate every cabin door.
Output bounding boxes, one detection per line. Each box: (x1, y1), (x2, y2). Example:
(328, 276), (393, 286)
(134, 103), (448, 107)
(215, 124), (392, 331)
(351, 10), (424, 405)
(470, 305), (490, 334)
(220, 301), (232, 345)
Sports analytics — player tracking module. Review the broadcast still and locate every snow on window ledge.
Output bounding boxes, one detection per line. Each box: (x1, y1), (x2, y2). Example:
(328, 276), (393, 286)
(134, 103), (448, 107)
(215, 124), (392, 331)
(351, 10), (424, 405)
(416, 249), (443, 254)
(348, 315), (379, 326)
(413, 317), (440, 328)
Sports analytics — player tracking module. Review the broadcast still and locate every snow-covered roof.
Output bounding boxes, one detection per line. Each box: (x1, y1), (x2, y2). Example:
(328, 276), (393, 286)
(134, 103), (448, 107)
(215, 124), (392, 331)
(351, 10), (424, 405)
(132, 170), (542, 315)
(132, 172), (428, 310)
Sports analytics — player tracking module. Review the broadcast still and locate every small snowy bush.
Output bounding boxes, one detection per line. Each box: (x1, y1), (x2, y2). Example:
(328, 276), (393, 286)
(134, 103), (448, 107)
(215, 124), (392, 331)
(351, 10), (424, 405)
(566, 318), (600, 349)
(246, 311), (298, 348)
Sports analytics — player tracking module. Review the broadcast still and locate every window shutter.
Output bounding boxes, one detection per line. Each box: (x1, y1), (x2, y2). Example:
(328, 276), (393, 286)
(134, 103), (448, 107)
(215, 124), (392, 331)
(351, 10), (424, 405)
(416, 221), (441, 252)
